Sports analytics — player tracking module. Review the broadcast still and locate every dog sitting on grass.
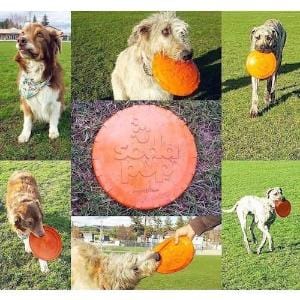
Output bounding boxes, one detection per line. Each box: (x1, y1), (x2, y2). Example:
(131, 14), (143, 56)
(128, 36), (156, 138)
(71, 240), (161, 289)
(111, 12), (193, 100)
(15, 22), (65, 143)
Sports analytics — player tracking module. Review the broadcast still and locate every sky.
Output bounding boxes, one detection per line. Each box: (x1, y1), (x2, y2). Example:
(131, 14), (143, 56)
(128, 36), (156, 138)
(0, 11), (71, 33)
(71, 216), (191, 227)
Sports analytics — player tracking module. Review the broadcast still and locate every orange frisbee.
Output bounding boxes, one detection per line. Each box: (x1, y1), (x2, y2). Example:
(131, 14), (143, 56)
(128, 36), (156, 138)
(154, 236), (195, 274)
(92, 105), (197, 210)
(152, 52), (200, 96)
(246, 50), (276, 79)
(275, 199), (291, 218)
(29, 225), (63, 261)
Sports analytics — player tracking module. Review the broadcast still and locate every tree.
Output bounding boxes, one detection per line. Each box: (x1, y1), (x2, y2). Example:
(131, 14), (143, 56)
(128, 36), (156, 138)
(130, 216), (144, 236)
(152, 216), (163, 235)
(163, 216), (173, 233)
(33, 15), (37, 23)
(41, 14), (49, 26)
(175, 216), (185, 229)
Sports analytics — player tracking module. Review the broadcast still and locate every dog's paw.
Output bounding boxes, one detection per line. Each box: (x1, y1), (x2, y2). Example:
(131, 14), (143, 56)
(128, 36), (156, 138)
(49, 130), (59, 140)
(249, 107), (258, 118)
(18, 133), (30, 143)
(24, 244), (32, 253)
(257, 249), (262, 255)
(39, 260), (49, 273)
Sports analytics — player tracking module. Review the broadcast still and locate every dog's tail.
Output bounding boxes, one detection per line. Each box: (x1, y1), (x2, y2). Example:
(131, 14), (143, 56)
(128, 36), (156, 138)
(222, 202), (238, 213)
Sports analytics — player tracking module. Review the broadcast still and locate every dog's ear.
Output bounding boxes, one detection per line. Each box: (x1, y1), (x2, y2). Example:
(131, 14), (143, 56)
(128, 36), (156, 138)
(271, 28), (278, 40)
(250, 27), (257, 41)
(49, 30), (62, 55)
(266, 188), (273, 199)
(128, 19), (153, 46)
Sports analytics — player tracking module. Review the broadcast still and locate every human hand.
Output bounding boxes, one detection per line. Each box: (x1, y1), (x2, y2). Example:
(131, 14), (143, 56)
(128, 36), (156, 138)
(174, 224), (196, 244)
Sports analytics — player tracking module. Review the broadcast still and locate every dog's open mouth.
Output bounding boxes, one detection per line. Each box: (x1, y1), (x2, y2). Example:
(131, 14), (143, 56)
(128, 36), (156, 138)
(18, 47), (37, 58)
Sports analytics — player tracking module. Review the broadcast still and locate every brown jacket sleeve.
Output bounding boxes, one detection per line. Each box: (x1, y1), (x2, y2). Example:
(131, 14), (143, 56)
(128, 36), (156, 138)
(189, 215), (221, 236)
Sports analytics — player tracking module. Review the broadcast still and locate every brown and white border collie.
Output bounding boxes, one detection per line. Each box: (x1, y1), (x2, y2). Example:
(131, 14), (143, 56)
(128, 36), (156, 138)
(5, 170), (49, 273)
(15, 22), (65, 143)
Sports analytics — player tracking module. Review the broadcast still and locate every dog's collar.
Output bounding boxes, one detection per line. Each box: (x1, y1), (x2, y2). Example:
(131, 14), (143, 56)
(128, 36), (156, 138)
(19, 73), (51, 100)
(143, 62), (152, 76)
(141, 53), (153, 77)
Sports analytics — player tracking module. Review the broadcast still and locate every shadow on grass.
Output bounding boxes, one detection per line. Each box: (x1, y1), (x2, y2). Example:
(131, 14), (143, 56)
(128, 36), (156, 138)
(258, 87), (300, 116)
(187, 47), (221, 100)
(276, 241), (300, 251)
(222, 62), (300, 93)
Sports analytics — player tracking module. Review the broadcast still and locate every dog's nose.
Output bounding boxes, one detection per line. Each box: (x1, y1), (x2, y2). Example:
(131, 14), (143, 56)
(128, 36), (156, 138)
(181, 50), (193, 61)
(153, 252), (161, 262)
(17, 36), (27, 45)
(37, 230), (45, 237)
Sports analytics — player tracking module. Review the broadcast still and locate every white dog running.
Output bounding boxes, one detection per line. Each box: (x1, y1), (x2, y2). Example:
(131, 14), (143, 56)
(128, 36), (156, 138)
(223, 187), (285, 254)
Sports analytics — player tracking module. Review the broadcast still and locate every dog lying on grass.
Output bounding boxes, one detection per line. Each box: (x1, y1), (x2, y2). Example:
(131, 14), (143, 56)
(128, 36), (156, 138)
(71, 240), (161, 289)
(223, 187), (285, 254)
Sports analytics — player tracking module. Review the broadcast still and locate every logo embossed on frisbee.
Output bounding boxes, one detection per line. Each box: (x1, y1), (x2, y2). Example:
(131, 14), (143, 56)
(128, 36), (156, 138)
(92, 105), (197, 210)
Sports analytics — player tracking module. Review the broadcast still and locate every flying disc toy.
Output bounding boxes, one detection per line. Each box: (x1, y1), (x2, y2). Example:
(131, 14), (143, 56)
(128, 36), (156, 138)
(152, 52), (200, 96)
(154, 236), (195, 274)
(29, 225), (63, 261)
(92, 105), (197, 210)
(275, 199), (291, 218)
(246, 50), (276, 79)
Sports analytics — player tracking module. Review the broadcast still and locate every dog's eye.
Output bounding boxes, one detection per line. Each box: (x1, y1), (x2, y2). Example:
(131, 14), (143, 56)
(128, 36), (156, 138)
(162, 27), (171, 37)
(255, 35), (261, 40)
(36, 32), (43, 38)
(266, 35), (271, 41)
(27, 220), (33, 226)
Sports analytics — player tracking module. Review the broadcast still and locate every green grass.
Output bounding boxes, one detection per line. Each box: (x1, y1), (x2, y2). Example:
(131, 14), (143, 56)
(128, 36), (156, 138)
(0, 161), (71, 289)
(102, 246), (221, 289)
(222, 12), (300, 160)
(222, 161), (300, 289)
(72, 12), (221, 100)
(137, 256), (221, 290)
(0, 41), (71, 160)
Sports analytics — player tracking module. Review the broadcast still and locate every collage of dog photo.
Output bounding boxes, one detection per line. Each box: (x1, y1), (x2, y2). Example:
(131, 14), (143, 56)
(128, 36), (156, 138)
(0, 9), (299, 291)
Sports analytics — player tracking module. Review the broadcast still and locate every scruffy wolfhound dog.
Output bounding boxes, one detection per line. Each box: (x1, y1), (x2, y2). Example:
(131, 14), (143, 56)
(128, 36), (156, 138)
(111, 12), (193, 100)
(71, 240), (161, 289)
(223, 187), (285, 254)
(249, 19), (286, 117)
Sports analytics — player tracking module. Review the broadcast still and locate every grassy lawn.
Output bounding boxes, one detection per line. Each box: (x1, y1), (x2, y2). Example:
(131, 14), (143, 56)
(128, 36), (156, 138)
(72, 12), (221, 100)
(137, 256), (221, 290)
(222, 12), (300, 160)
(71, 101), (221, 216)
(222, 161), (300, 289)
(0, 161), (71, 289)
(0, 41), (71, 160)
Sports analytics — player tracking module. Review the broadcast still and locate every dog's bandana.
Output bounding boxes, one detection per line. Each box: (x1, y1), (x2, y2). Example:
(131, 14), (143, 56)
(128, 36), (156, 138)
(19, 73), (51, 100)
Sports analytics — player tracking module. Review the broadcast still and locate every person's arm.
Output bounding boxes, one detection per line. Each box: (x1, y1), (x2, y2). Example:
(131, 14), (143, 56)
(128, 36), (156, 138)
(174, 215), (221, 244)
